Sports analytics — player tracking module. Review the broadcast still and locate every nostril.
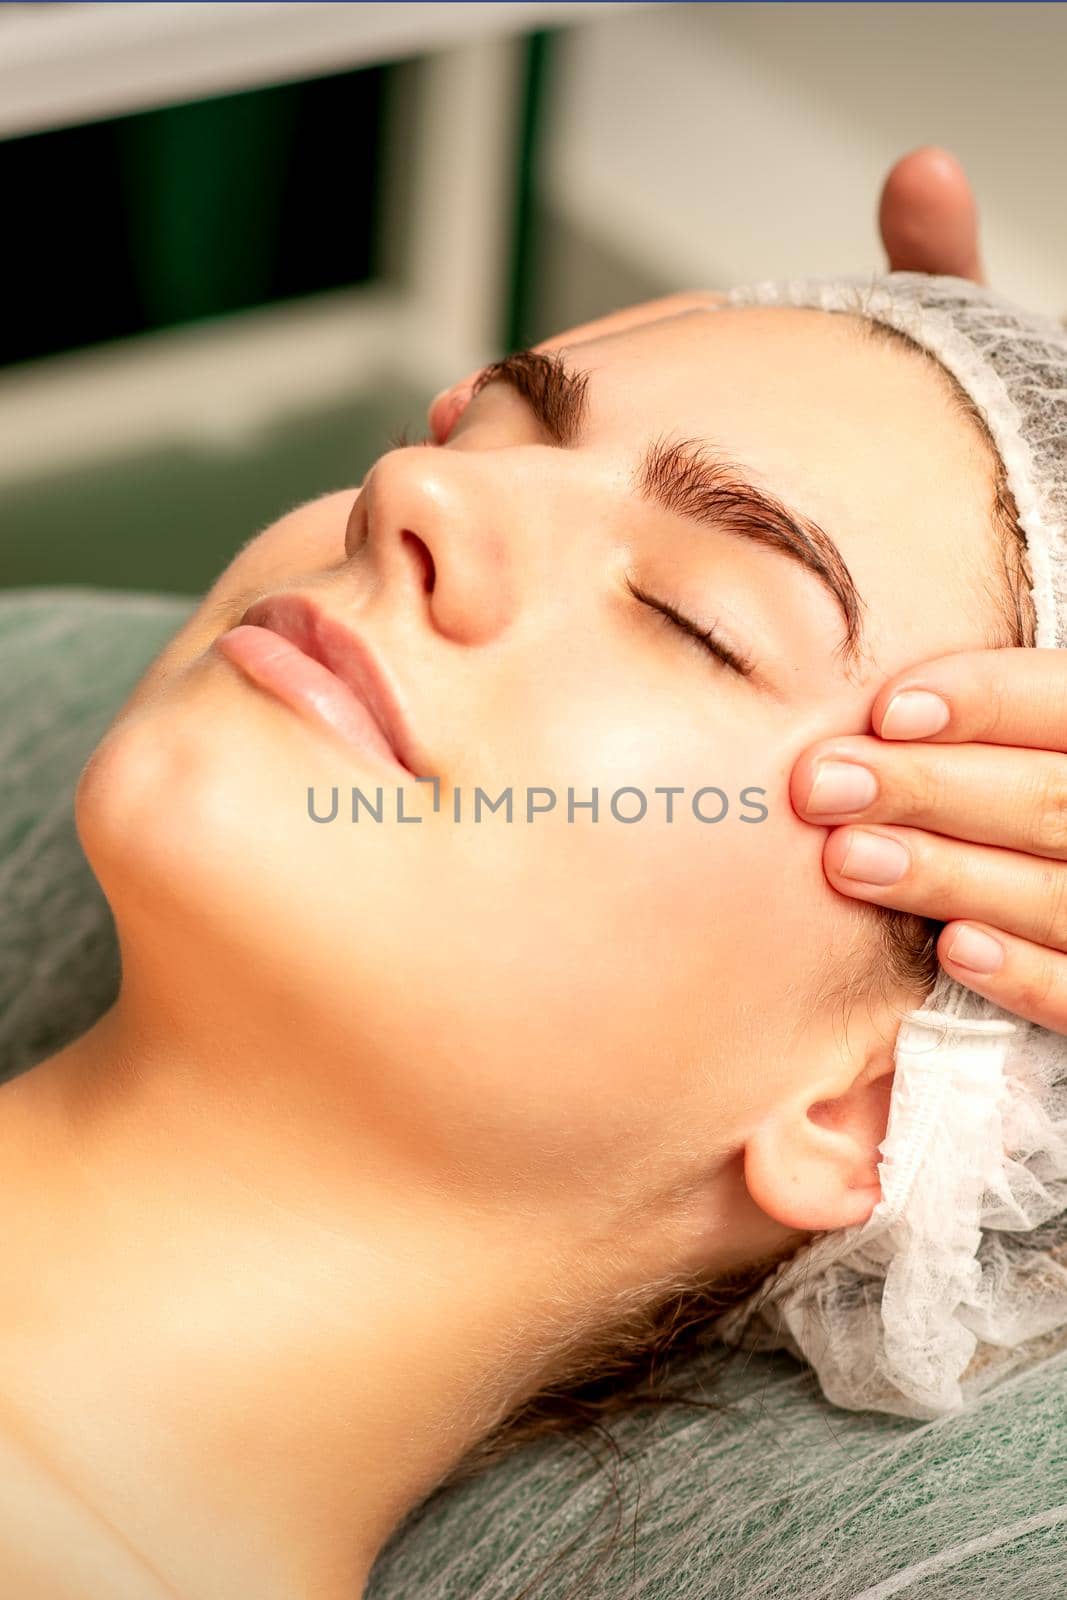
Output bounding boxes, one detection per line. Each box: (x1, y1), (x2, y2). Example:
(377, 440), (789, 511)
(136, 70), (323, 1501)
(401, 529), (436, 594)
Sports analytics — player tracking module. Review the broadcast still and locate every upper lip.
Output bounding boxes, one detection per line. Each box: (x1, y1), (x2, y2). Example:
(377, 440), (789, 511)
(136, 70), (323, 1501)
(238, 592), (421, 775)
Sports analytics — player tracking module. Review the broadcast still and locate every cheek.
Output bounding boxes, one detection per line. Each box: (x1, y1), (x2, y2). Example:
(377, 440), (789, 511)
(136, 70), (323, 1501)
(72, 648), (837, 1207)
(438, 658), (817, 1094)
(226, 487), (357, 588)
(78, 554), (839, 1201)
(119, 489), (358, 717)
(541, 662), (840, 1036)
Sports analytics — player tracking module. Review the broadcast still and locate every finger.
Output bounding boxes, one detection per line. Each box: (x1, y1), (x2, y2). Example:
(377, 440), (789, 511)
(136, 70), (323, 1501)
(428, 290), (728, 442)
(936, 919), (1067, 1034)
(532, 290), (728, 353)
(821, 823), (1067, 954)
(879, 145), (985, 284)
(869, 648), (1067, 753)
(791, 734), (1067, 859)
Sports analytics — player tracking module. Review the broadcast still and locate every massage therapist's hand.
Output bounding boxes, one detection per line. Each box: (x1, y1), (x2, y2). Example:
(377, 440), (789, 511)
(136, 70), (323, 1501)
(428, 145), (985, 441)
(789, 153), (1067, 1033)
(791, 651), (1067, 1033)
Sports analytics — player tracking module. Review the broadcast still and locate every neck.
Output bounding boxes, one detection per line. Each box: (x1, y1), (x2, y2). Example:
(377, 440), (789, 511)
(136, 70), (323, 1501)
(0, 984), (699, 1600)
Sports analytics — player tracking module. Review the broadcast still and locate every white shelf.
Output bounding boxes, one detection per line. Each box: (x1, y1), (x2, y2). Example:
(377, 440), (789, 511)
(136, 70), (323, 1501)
(0, 31), (535, 481)
(0, 0), (647, 140)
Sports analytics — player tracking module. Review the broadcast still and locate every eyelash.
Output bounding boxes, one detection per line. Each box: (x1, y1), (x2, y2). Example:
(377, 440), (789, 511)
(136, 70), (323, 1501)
(387, 422), (436, 450)
(625, 575), (754, 679)
(384, 425), (752, 680)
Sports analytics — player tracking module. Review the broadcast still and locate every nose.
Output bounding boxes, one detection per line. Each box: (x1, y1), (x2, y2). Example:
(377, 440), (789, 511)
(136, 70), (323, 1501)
(344, 444), (531, 646)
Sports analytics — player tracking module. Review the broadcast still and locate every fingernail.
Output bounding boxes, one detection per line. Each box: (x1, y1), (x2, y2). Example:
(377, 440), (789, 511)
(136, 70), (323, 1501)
(945, 924), (1004, 974)
(838, 830), (910, 885)
(805, 760), (879, 815)
(880, 689), (950, 740)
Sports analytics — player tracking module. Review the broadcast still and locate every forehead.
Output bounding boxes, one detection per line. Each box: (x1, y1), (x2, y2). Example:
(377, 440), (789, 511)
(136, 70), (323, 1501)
(568, 305), (1002, 686)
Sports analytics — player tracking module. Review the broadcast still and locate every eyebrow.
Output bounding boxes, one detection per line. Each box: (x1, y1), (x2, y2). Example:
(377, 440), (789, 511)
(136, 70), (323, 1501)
(471, 348), (868, 671)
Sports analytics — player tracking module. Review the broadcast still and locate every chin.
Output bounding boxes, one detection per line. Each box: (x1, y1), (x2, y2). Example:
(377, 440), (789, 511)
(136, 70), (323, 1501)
(72, 659), (409, 1017)
(75, 668), (302, 942)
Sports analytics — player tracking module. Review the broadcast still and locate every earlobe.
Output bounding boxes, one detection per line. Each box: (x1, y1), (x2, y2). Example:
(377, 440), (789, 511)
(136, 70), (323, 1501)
(743, 1049), (895, 1235)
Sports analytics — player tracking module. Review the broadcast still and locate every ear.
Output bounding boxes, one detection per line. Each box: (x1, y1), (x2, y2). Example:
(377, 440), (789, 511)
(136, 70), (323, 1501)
(743, 1045), (895, 1233)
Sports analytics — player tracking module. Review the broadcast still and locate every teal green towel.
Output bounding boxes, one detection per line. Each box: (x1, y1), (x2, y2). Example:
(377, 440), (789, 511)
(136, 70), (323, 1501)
(2, 586), (1065, 1598)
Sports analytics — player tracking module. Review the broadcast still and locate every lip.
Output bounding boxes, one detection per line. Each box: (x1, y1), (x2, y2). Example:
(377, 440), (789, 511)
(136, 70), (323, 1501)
(215, 593), (420, 777)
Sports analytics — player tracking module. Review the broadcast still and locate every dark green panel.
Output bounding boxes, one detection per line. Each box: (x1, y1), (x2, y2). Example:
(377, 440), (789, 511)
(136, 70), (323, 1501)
(504, 28), (555, 355)
(0, 63), (385, 367)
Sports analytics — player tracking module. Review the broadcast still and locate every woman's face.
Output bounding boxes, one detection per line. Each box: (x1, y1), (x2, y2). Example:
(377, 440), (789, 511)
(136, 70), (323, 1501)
(77, 305), (1002, 1242)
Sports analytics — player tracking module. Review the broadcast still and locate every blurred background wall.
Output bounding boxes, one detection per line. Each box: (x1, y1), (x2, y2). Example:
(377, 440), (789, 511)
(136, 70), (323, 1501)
(2, 0), (1065, 596)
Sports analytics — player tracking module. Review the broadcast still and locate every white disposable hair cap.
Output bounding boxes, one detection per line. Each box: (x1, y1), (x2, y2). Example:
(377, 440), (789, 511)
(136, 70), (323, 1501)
(709, 272), (1067, 1421)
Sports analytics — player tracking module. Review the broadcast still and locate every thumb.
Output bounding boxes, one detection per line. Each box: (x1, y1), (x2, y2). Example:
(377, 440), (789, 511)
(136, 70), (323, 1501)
(879, 146), (985, 285)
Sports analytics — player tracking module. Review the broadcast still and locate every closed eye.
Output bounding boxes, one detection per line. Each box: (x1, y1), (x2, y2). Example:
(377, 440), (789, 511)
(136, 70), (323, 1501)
(386, 423), (436, 451)
(383, 420), (756, 683)
(626, 575), (755, 679)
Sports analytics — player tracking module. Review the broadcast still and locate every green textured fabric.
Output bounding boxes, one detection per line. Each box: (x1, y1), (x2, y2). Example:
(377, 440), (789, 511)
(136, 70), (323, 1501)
(2, 586), (1066, 1598)
(0, 587), (196, 1079)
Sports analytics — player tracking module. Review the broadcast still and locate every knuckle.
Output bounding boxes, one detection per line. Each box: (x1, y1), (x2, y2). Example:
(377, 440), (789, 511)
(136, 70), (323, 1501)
(1010, 952), (1060, 1020)
(903, 752), (955, 824)
(980, 670), (1011, 742)
(910, 829), (959, 901)
(1030, 761), (1067, 858)
(937, 845), (970, 907)
(1034, 862), (1067, 950)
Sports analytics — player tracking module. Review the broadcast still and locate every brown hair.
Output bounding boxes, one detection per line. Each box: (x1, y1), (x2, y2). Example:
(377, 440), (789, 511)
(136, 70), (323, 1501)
(432, 316), (1038, 1591)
